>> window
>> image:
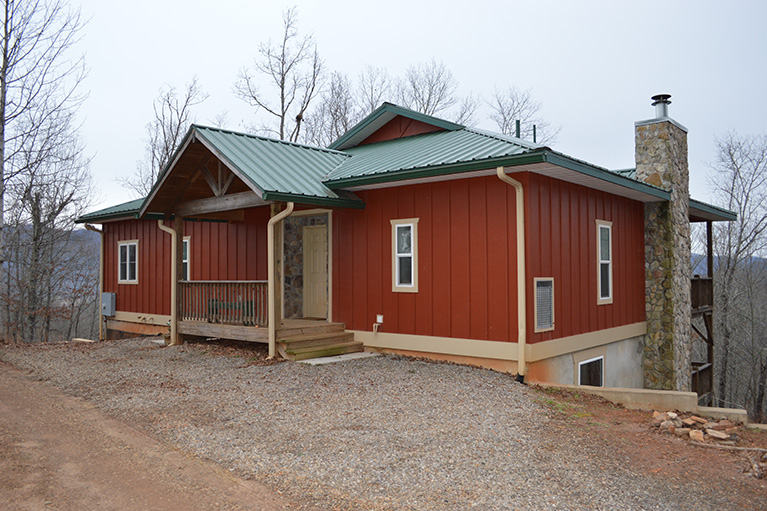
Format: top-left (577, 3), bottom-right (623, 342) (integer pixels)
top-left (391, 218), bottom-right (419, 292)
top-left (118, 240), bottom-right (138, 284)
top-left (597, 220), bottom-right (612, 304)
top-left (534, 278), bottom-right (554, 332)
top-left (182, 237), bottom-right (190, 281)
top-left (578, 356), bottom-right (604, 387)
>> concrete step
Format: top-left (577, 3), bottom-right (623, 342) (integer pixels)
top-left (284, 341), bottom-right (365, 361)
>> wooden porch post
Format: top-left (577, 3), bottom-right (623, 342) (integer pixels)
top-left (706, 220), bottom-right (713, 278)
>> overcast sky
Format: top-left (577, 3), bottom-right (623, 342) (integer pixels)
top-left (76, 0), bottom-right (767, 210)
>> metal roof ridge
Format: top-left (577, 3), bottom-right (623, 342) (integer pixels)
top-left (192, 124), bottom-right (351, 157)
top-left (463, 127), bottom-right (544, 150)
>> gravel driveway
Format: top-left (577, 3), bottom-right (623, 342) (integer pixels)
top-left (1, 339), bottom-right (761, 510)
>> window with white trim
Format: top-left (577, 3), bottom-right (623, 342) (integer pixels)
top-left (182, 237), bottom-right (190, 281)
top-left (118, 240), bottom-right (138, 284)
top-left (597, 220), bottom-right (613, 304)
top-left (391, 218), bottom-right (419, 293)
top-left (578, 356), bottom-right (604, 387)
top-left (534, 278), bottom-right (554, 332)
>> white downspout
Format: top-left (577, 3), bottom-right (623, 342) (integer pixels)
top-left (84, 224), bottom-right (104, 341)
top-left (496, 167), bottom-right (527, 380)
top-left (268, 202), bottom-right (294, 358)
top-left (157, 219), bottom-right (179, 345)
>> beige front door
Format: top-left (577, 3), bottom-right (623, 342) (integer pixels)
top-left (303, 225), bottom-right (328, 319)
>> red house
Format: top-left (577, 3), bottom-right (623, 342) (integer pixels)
top-left (77, 97), bottom-right (733, 395)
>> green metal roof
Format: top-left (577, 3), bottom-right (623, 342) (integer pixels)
top-left (193, 126), bottom-right (353, 202)
top-left (324, 128), bottom-right (540, 186)
top-left (78, 103), bottom-right (735, 224)
top-left (76, 198), bottom-right (145, 223)
top-left (328, 102), bottom-right (465, 151)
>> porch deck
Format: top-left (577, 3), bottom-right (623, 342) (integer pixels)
top-left (177, 318), bottom-right (342, 343)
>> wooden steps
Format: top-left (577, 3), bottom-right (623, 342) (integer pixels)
top-left (276, 322), bottom-right (364, 361)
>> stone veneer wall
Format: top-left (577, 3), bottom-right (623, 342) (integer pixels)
top-left (635, 120), bottom-right (692, 392)
top-left (283, 215), bottom-right (328, 319)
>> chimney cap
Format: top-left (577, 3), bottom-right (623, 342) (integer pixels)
top-left (651, 94), bottom-right (672, 105)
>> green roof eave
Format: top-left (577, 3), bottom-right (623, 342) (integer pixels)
top-left (328, 103), bottom-right (464, 151)
top-left (542, 152), bottom-right (670, 201)
top-left (75, 197), bottom-right (146, 224)
top-left (689, 198), bottom-right (737, 221)
top-left (76, 211), bottom-right (137, 223)
top-left (261, 191), bottom-right (365, 209)
top-left (324, 151), bottom-right (548, 189)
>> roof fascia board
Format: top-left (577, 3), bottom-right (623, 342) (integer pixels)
top-left (328, 103), bottom-right (463, 150)
top-left (324, 152), bottom-right (548, 189)
top-left (542, 152), bottom-right (670, 201)
top-left (689, 198), bottom-right (737, 221)
top-left (262, 191), bottom-right (365, 209)
top-left (75, 212), bottom-right (136, 224)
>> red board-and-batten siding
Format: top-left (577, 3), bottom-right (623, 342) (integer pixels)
top-left (104, 172), bottom-right (644, 346)
top-left (332, 172), bottom-right (645, 345)
top-left (103, 207), bottom-right (271, 315)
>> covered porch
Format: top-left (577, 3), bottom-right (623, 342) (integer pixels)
top-left (137, 125), bottom-right (364, 359)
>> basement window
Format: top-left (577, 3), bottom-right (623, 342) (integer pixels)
top-left (534, 278), bottom-right (554, 332)
top-left (118, 240), bottom-right (138, 284)
top-left (391, 218), bottom-right (419, 293)
top-left (578, 356), bottom-right (604, 387)
top-left (597, 220), bottom-right (613, 304)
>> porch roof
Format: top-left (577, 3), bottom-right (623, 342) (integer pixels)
top-left (191, 126), bottom-right (361, 207)
top-left (138, 125), bottom-right (364, 218)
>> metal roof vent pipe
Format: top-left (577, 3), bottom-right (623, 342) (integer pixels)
top-left (652, 94), bottom-right (671, 118)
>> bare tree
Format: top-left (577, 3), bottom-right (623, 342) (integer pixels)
top-left (0, 0), bottom-right (87, 341)
top-left (454, 93), bottom-right (480, 127)
top-left (5, 101), bottom-right (92, 342)
top-left (357, 65), bottom-right (392, 115)
top-left (487, 86), bottom-right (560, 144)
top-left (302, 71), bottom-right (362, 147)
top-left (119, 78), bottom-right (206, 198)
top-left (709, 132), bottom-right (767, 416)
top-left (234, 7), bottom-right (323, 142)
top-left (396, 59), bottom-right (458, 116)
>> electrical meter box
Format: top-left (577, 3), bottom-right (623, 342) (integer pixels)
top-left (101, 292), bottom-right (116, 317)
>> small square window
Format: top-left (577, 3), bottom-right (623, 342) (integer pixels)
top-left (534, 278), bottom-right (554, 332)
top-left (578, 356), bottom-right (604, 387)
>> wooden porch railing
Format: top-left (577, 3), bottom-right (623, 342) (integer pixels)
top-left (180, 280), bottom-right (268, 326)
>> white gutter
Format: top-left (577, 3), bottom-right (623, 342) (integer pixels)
top-left (496, 167), bottom-right (527, 379)
top-left (157, 220), bottom-right (180, 345)
top-left (84, 224), bottom-right (104, 340)
top-left (267, 202), bottom-right (294, 358)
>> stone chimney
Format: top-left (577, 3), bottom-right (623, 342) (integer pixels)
top-left (635, 94), bottom-right (692, 392)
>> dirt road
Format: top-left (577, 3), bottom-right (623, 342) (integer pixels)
top-left (0, 362), bottom-right (302, 511)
